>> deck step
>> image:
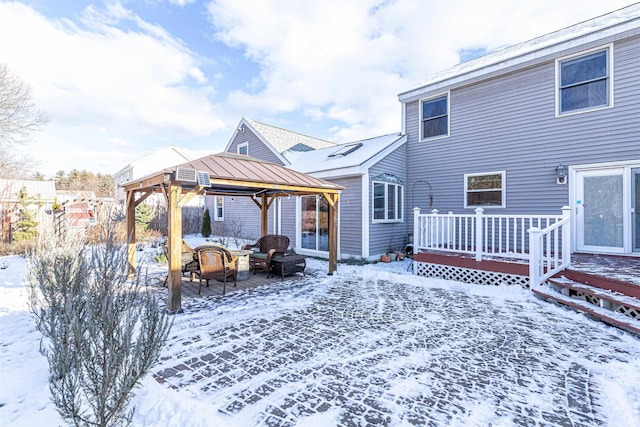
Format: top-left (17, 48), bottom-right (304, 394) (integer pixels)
top-left (533, 278), bottom-right (640, 334)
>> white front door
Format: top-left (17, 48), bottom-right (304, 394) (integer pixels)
top-left (576, 168), bottom-right (625, 253)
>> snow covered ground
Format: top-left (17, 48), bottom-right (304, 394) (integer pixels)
top-left (1, 239), bottom-right (639, 426)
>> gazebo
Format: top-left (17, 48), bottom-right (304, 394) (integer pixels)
top-left (121, 152), bottom-right (343, 313)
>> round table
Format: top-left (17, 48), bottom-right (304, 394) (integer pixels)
top-left (231, 249), bottom-right (252, 281)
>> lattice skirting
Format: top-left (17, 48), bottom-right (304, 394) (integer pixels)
top-left (415, 262), bottom-right (529, 288)
top-left (566, 290), bottom-right (640, 320)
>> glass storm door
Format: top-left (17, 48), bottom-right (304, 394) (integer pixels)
top-left (300, 195), bottom-right (329, 252)
top-left (633, 168), bottom-right (640, 252)
top-left (576, 169), bottom-right (624, 253)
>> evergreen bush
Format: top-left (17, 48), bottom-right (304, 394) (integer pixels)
top-left (201, 208), bottom-right (211, 238)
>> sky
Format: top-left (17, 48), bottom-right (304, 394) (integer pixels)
top-left (2, 239), bottom-right (640, 426)
top-left (0, 0), bottom-right (637, 177)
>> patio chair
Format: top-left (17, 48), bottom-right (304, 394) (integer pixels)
top-left (196, 246), bottom-right (237, 295)
top-left (242, 234), bottom-right (290, 274)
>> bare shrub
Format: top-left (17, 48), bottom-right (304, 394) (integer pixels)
top-left (211, 221), bottom-right (228, 246)
top-left (28, 220), bottom-right (171, 427)
top-left (0, 238), bottom-right (36, 256)
top-left (227, 215), bottom-right (247, 249)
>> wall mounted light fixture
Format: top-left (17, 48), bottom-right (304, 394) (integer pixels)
top-left (555, 163), bottom-right (568, 184)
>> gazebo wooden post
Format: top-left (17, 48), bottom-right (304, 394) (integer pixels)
top-left (167, 181), bottom-right (183, 314)
top-left (324, 193), bottom-right (339, 275)
top-left (125, 190), bottom-right (136, 276)
top-left (260, 193), bottom-right (269, 236)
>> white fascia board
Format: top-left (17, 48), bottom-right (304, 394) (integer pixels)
top-left (223, 118), bottom-right (247, 152)
top-left (398, 21), bottom-right (640, 103)
top-left (244, 120), bottom-right (291, 166)
top-left (302, 166), bottom-right (367, 180)
top-left (361, 135), bottom-right (407, 169)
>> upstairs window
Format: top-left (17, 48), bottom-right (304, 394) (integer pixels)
top-left (464, 171), bottom-right (505, 208)
top-left (420, 93), bottom-right (449, 140)
top-left (558, 47), bottom-right (611, 115)
top-left (237, 142), bottom-right (248, 155)
top-left (372, 174), bottom-right (404, 223)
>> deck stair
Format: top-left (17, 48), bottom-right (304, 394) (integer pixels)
top-left (532, 270), bottom-right (640, 334)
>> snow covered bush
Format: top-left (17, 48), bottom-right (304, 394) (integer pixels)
top-left (27, 222), bottom-right (171, 427)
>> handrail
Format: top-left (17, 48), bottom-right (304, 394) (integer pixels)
top-left (529, 206), bottom-right (571, 288)
top-left (413, 206), bottom-right (572, 289)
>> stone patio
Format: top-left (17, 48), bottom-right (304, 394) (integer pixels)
top-left (151, 263), bottom-right (639, 426)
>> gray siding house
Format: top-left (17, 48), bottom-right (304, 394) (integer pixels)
top-left (208, 118), bottom-right (407, 261)
top-left (399, 5), bottom-right (640, 256)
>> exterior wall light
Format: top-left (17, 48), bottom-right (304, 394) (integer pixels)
top-left (555, 163), bottom-right (568, 184)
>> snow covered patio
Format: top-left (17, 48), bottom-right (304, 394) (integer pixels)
top-left (146, 259), bottom-right (640, 426)
top-left (2, 255), bottom-right (640, 426)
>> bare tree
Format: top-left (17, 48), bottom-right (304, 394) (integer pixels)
top-left (0, 63), bottom-right (48, 178)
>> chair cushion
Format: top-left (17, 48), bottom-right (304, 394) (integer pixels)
top-left (250, 252), bottom-right (268, 260)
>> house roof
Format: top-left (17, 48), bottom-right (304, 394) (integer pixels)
top-left (112, 146), bottom-right (192, 179)
top-left (122, 152), bottom-right (343, 198)
top-left (398, 3), bottom-right (640, 102)
top-left (0, 179), bottom-right (57, 203)
top-left (285, 133), bottom-right (407, 177)
top-left (245, 118), bottom-right (337, 153)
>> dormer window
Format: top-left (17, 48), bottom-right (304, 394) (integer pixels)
top-left (237, 142), bottom-right (248, 155)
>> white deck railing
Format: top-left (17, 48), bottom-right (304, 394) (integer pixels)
top-left (413, 206), bottom-right (571, 287)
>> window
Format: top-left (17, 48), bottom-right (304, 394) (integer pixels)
top-left (464, 171), bottom-right (505, 208)
top-left (237, 142), bottom-right (248, 155)
top-left (213, 196), bottom-right (224, 221)
top-left (420, 93), bottom-right (449, 140)
top-left (557, 47), bottom-right (611, 115)
top-left (372, 181), bottom-right (404, 222)
top-left (328, 143), bottom-right (363, 157)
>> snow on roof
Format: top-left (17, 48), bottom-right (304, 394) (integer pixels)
top-left (112, 146), bottom-right (192, 179)
top-left (399, 3), bottom-right (640, 102)
top-left (246, 118), bottom-right (337, 153)
top-left (285, 133), bottom-right (406, 175)
top-left (0, 179), bottom-right (57, 203)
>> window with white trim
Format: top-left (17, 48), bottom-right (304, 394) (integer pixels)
top-left (420, 93), bottom-right (449, 140)
top-left (464, 171), bottom-right (505, 208)
top-left (213, 196), bottom-right (224, 221)
top-left (372, 176), bottom-right (404, 222)
top-left (557, 47), bottom-right (611, 115)
top-left (237, 142), bottom-right (248, 155)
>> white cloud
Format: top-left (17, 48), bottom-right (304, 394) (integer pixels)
top-left (0, 0), bottom-right (636, 175)
top-left (0, 1), bottom-right (225, 174)
top-left (206, 0), bottom-right (636, 141)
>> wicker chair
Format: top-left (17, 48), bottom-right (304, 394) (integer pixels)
top-left (242, 234), bottom-right (290, 274)
top-left (196, 246), bottom-right (237, 295)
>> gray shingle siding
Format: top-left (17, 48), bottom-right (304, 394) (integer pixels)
top-left (227, 129), bottom-right (283, 165)
top-left (332, 176), bottom-right (362, 258)
top-left (405, 36), bottom-right (640, 235)
top-left (368, 144), bottom-right (409, 256)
